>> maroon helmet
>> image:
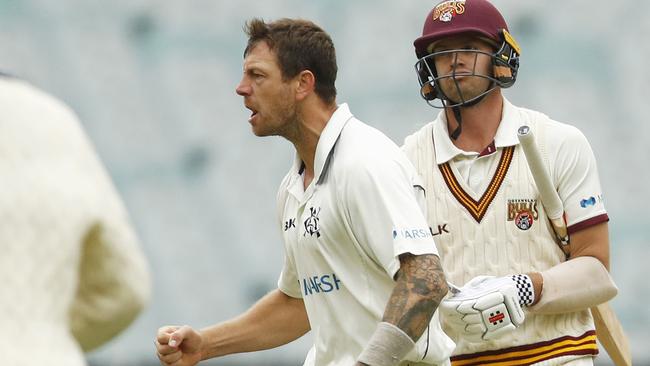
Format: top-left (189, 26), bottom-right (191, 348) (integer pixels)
top-left (413, 0), bottom-right (521, 110)
top-left (414, 0), bottom-right (509, 58)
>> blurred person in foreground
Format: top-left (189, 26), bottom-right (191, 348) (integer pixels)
top-left (0, 72), bottom-right (151, 365)
top-left (402, 0), bottom-right (617, 365)
top-left (155, 18), bottom-right (455, 366)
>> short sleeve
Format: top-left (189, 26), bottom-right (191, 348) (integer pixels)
top-left (550, 125), bottom-right (608, 233)
top-left (343, 156), bottom-right (439, 279)
top-left (278, 251), bottom-right (303, 298)
top-left (276, 173), bottom-right (303, 298)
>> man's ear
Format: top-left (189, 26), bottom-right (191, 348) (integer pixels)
top-left (295, 70), bottom-right (315, 101)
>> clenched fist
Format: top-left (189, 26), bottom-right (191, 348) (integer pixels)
top-left (155, 325), bottom-right (203, 366)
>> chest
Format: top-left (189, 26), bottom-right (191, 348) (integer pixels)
top-left (280, 183), bottom-right (355, 269)
top-left (422, 147), bottom-right (565, 278)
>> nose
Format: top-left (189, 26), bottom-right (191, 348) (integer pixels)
top-left (236, 78), bottom-right (251, 96)
top-left (437, 52), bottom-right (471, 75)
top-left (450, 52), bottom-right (468, 68)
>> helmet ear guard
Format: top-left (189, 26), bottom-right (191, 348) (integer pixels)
top-left (416, 57), bottom-right (440, 101)
top-left (492, 29), bottom-right (521, 88)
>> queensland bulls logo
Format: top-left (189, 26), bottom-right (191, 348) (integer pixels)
top-left (432, 0), bottom-right (466, 22)
top-left (507, 199), bottom-right (539, 231)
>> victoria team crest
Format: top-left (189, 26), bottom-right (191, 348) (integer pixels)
top-left (304, 206), bottom-right (321, 238)
top-left (507, 199), bottom-right (539, 231)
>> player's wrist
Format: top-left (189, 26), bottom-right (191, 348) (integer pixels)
top-left (357, 322), bottom-right (415, 366)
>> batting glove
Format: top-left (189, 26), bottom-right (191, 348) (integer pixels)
top-left (440, 275), bottom-right (534, 342)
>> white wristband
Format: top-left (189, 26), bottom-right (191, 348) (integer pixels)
top-left (511, 274), bottom-right (535, 306)
top-left (357, 322), bottom-right (415, 366)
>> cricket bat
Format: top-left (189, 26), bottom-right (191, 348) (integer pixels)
top-left (517, 125), bottom-right (631, 366)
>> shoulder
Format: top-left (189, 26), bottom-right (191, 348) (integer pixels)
top-left (514, 104), bottom-right (591, 150)
top-left (402, 121), bottom-right (434, 159)
top-left (1, 77), bottom-right (78, 120)
top-left (403, 122), bottom-right (434, 146)
top-left (337, 118), bottom-right (411, 169)
top-left (0, 77), bottom-right (84, 144)
top-left (333, 119), bottom-right (417, 190)
top-left (537, 114), bottom-right (592, 155)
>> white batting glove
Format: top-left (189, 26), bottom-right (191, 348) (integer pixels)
top-left (440, 275), bottom-right (533, 342)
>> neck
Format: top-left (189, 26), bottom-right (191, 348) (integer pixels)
top-left (446, 90), bottom-right (503, 153)
top-left (287, 98), bottom-right (337, 185)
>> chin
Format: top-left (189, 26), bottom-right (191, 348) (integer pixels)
top-left (251, 127), bottom-right (268, 137)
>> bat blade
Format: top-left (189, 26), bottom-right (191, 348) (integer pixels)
top-left (591, 303), bottom-right (632, 366)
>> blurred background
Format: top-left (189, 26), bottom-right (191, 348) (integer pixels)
top-left (1, 0), bottom-right (648, 365)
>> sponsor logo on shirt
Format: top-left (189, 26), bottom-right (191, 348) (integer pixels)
top-left (431, 224), bottom-right (450, 237)
top-left (284, 218), bottom-right (296, 231)
top-left (580, 194), bottom-right (602, 208)
top-left (392, 227), bottom-right (433, 240)
top-left (507, 199), bottom-right (538, 231)
top-left (304, 206), bottom-right (321, 238)
top-left (301, 273), bottom-right (341, 296)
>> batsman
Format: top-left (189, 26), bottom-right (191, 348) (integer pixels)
top-left (402, 0), bottom-right (624, 365)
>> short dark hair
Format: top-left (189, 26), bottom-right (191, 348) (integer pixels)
top-left (243, 18), bottom-right (337, 104)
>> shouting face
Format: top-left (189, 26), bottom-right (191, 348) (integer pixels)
top-left (236, 41), bottom-right (298, 137)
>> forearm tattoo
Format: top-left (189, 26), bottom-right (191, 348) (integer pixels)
top-left (382, 254), bottom-right (448, 341)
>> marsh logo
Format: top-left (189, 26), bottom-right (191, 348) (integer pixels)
top-left (507, 199), bottom-right (538, 231)
top-left (301, 273), bottom-right (341, 296)
top-left (392, 227), bottom-right (433, 240)
top-left (304, 206), bottom-right (321, 238)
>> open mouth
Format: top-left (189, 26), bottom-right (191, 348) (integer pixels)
top-left (245, 105), bottom-right (259, 122)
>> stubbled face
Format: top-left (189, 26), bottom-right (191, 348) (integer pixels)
top-left (235, 41), bottom-right (298, 137)
top-left (430, 35), bottom-right (495, 103)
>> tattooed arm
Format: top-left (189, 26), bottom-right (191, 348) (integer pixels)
top-left (356, 253), bottom-right (448, 366)
top-left (383, 253), bottom-right (449, 339)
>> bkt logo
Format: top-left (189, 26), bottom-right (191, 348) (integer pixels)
top-left (284, 218), bottom-right (296, 231)
top-left (302, 273), bottom-right (341, 296)
top-left (392, 227), bottom-right (433, 240)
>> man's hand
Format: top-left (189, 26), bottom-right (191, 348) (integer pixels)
top-left (155, 325), bottom-right (203, 366)
top-left (440, 276), bottom-right (526, 342)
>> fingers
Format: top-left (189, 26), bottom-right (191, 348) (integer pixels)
top-left (157, 325), bottom-right (180, 344)
top-left (157, 347), bottom-right (183, 365)
top-left (155, 339), bottom-right (179, 356)
top-left (155, 324), bottom-right (202, 366)
top-left (157, 325), bottom-right (195, 348)
top-left (168, 325), bottom-right (195, 348)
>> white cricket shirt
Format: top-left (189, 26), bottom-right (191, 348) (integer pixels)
top-left (276, 104), bottom-right (454, 366)
top-left (402, 96), bottom-right (608, 364)
top-left (429, 97), bottom-right (608, 232)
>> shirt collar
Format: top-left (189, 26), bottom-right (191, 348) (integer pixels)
top-left (432, 96), bottom-right (520, 164)
top-left (290, 103), bottom-right (353, 182)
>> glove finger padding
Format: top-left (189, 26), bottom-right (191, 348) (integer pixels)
top-left (440, 276), bottom-right (525, 342)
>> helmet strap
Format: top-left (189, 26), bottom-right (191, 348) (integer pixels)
top-left (447, 105), bottom-right (463, 140)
